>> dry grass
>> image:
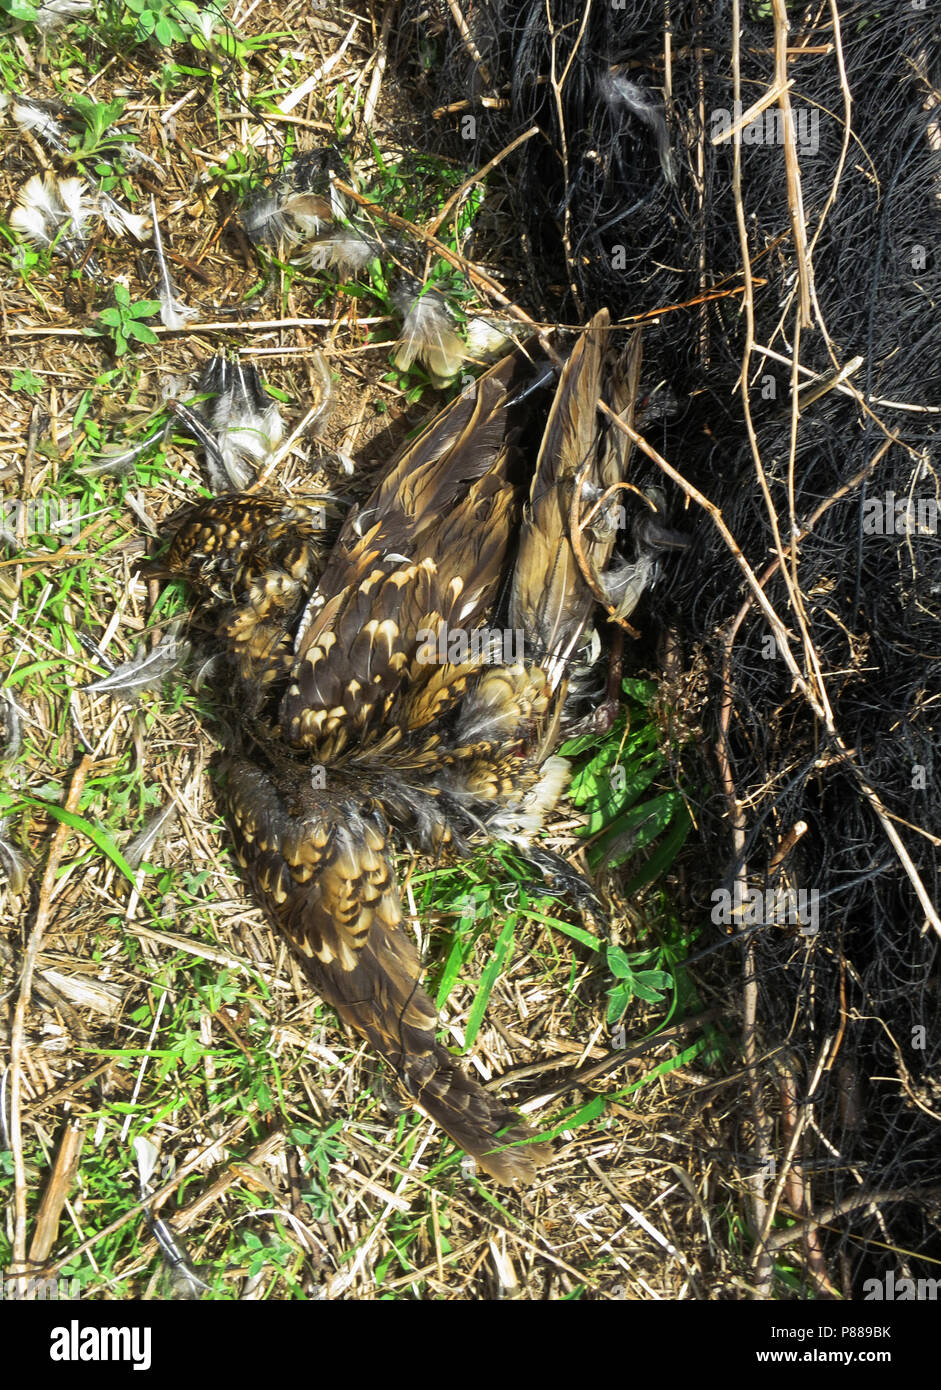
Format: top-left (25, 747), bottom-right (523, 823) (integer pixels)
top-left (0, 0), bottom-right (761, 1300)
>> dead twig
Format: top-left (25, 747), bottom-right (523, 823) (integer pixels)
top-left (10, 754), bottom-right (92, 1296)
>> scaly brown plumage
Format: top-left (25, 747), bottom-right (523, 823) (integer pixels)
top-left (163, 309), bottom-right (639, 1182)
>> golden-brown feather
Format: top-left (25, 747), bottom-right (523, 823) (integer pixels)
top-left (160, 317), bottom-right (642, 1184)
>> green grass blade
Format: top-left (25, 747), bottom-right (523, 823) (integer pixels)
top-left (463, 910), bottom-right (516, 1051)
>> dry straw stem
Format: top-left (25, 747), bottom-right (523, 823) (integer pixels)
top-left (38, 1108), bottom-right (261, 1280)
top-left (768, 1054), bottom-right (837, 1297)
top-left (762, 1185), bottom-right (941, 1256)
top-left (27, 1118), bottom-right (85, 1266)
top-left (543, 0), bottom-right (594, 317)
top-left (445, 0), bottom-right (493, 90)
top-left (9, 753), bottom-right (91, 1296)
top-left (3, 316), bottom-right (356, 339)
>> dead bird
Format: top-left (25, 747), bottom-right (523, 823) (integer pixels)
top-left (161, 312), bottom-right (684, 1182)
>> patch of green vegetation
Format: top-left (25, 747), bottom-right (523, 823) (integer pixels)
top-left (561, 676), bottom-right (692, 885)
top-left (605, 942), bottom-right (673, 1021)
top-left (10, 367), bottom-right (46, 396)
top-left (400, 673), bottom-right (707, 1171)
top-left (0, 0), bottom-right (47, 21)
top-left (67, 94), bottom-right (135, 167)
top-left (291, 1120), bottom-right (346, 1224)
top-left (83, 282), bottom-right (162, 356)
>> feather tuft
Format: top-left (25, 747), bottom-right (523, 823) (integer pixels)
top-left (240, 183), bottom-right (335, 248)
top-left (1, 689), bottom-right (24, 762)
top-left (99, 190), bottom-right (151, 242)
top-left (33, 0), bottom-right (93, 30)
top-left (11, 98), bottom-right (66, 151)
top-left (597, 66), bottom-right (676, 186)
top-left (124, 801), bottom-right (179, 869)
top-left (196, 357), bottom-right (285, 490)
top-left (296, 226), bottom-right (377, 276)
top-left (10, 170), bottom-right (91, 257)
top-left (149, 195), bottom-right (193, 329)
top-left (393, 281), bottom-right (465, 383)
top-left (83, 629), bottom-right (188, 700)
top-left (81, 421), bottom-right (169, 477)
top-left (55, 175), bottom-right (91, 234)
top-left (600, 488), bottom-right (689, 620)
top-left (0, 818), bottom-right (29, 895)
top-left (240, 188), bottom-right (300, 248)
top-left (465, 315), bottom-right (521, 361)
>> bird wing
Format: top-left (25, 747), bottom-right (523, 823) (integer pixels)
top-left (280, 352), bottom-right (525, 752)
top-left (509, 308), bottom-right (610, 686)
top-left (221, 753), bottom-right (552, 1183)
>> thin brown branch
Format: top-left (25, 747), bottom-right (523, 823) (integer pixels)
top-left (28, 1120), bottom-right (85, 1267)
top-left (772, 0), bottom-right (813, 326)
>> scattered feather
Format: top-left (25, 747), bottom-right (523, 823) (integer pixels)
top-left (83, 629), bottom-right (188, 700)
top-left (150, 195), bottom-right (193, 329)
top-left (122, 145), bottom-right (163, 173)
top-left (239, 188), bottom-right (300, 248)
top-left (168, 399), bottom-right (232, 494)
top-left (152, 1217), bottom-right (210, 1299)
top-left (600, 490), bottom-right (689, 620)
top-left (11, 98), bottom-right (66, 151)
top-left (194, 653), bottom-right (222, 690)
top-left (296, 225), bottom-right (377, 275)
top-left (123, 801), bottom-right (178, 870)
top-left (0, 500), bottom-right (19, 548)
top-left (0, 819), bottom-right (28, 896)
top-left (465, 315), bottom-right (519, 360)
top-left (56, 175), bottom-right (92, 234)
top-left (600, 550), bottom-right (659, 622)
top-left (75, 631), bottom-right (114, 669)
top-left (134, 1135), bottom-right (209, 1298)
top-left (81, 421), bottom-right (169, 476)
top-left (10, 170), bottom-right (91, 258)
top-left (98, 190), bottom-right (151, 242)
top-left (10, 173), bottom-right (60, 250)
top-left (598, 67), bottom-right (676, 186)
top-left (241, 180), bottom-right (337, 249)
top-left (308, 347), bottom-right (333, 437)
top-left (34, 0), bottom-right (93, 30)
top-left (393, 281), bottom-right (465, 383)
top-left (197, 357), bottom-right (285, 490)
top-left (282, 189), bottom-right (334, 238)
top-left (134, 1135), bottom-right (161, 1194)
top-left (488, 1238), bottom-right (520, 1299)
top-left (8, 197), bottom-right (52, 250)
top-left (1, 689), bottom-right (24, 761)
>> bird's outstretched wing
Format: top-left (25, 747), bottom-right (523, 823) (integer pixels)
top-left (510, 308), bottom-right (637, 691)
top-left (280, 352), bottom-right (526, 753)
top-left (221, 754), bottom-right (552, 1184)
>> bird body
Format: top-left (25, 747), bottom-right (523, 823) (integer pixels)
top-left (163, 309), bottom-right (647, 1181)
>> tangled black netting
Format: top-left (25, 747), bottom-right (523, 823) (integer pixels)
top-left (394, 1), bottom-right (941, 1293)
